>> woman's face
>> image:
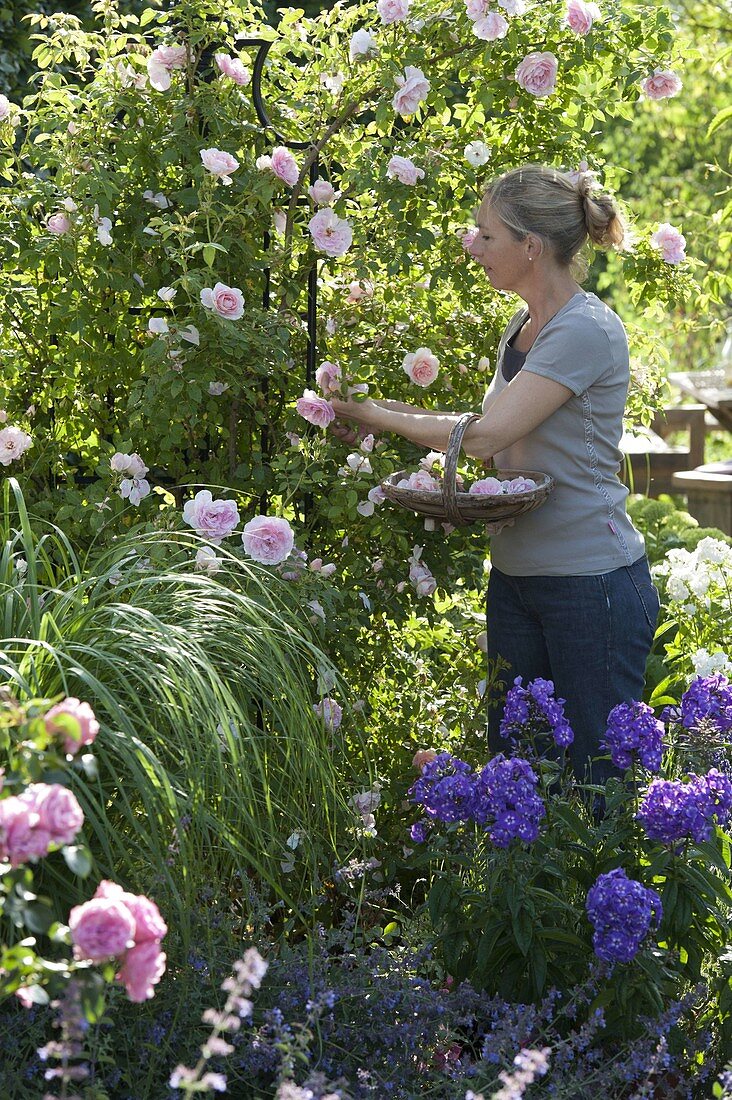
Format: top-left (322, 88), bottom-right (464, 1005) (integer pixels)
top-left (469, 204), bottom-right (530, 292)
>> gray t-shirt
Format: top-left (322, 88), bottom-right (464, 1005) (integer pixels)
top-left (484, 290), bottom-right (645, 576)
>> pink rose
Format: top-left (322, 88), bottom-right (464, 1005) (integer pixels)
top-left (409, 562), bottom-right (437, 597)
top-left (313, 698), bottom-right (342, 731)
top-left (503, 476), bottom-right (536, 492)
top-left (650, 223), bottom-right (686, 264)
top-left (387, 155), bottom-right (425, 185)
top-left (94, 882), bottom-right (168, 944)
top-left (147, 44), bottom-right (187, 92)
top-left (118, 941), bottom-right (167, 1002)
top-left (0, 426), bottom-right (32, 466)
top-left (309, 179), bottom-right (336, 205)
top-left (44, 697), bottom-right (99, 755)
top-left (403, 347), bottom-right (440, 387)
top-left (315, 361), bottom-right (342, 394)
top-left (473, 12), bottom-right (509, 39)
top-left (368, 484), bottom-right (387, 506)
top-left (0, 798), bottom-right (52, 866)
top-left (640, 69), bottom-right (682, 100)
top-left (200, 148), bottom-right (239, 185)
top-left (377, 0), bottom-right (410, 23)
top-left (346, 280), bottom-right (373, 303)
top-left (469, 477), bottom-right (505, 495)
top-left (296, 389), bottom-right (335, 427)
top-left (397, 470), bottom-right (440, 490)
top-left (392, 66), bottom-right (430, 117)
top-left (498, 0), bottom-right (526, 12)
top-left (241, 515), bottom-right (295, 565)
top-left (46, 213), bottom-right (71, 235)
top-left (465, 0), bottom-right (489, 18)
top-left (111, 452), bottom-right (148, 478)
top-left (413, 748), bottom-right (438, 770)
top-left (69, 897), bottom-right (136, 962)
top-left (460, 227), bottom-right (480, 256)
top-left (271, 147), bottom-right (300, 187)
top-left (564, 0), bottom-right (599, 35)
top-left (214, 52), bottom-right (250, 85)
top-left (308, 209), bottom-right (353, 257)
top-left (28, 783), bottom-right (84, 846)
top-left (183, 490), bottom-right (240, 542)
top-left (515, 51), bottom-right (558, 97)
top-left (200, 282), bottom-right (245, 320)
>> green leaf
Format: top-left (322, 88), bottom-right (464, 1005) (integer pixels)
top-left (707, 105), bottom-right (732, 139)
top-left (80, 974), bottom-right (106, 1024)
top-left (512, 907), bottom-right (534, 956)
top-left (62, 844), bottom-right (93, 879)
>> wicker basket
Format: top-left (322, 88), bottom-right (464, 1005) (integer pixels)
top-left (380, 412), bottom-right (555, 527)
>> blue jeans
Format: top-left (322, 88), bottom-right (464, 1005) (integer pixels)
top-left (485, 556), bottom-right (660, 786)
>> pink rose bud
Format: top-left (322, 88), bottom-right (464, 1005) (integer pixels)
top-left (514, 51), bottom-right (559, 98)
top-left (460, 226), bottom-right (479, 253)
top-left (308, 179), bottom-right (336, 205)
top-left (315, 360), bottom-right (342, 394)
top-left (241, 515), bottom-right (295, 565)
top-left (44, 697), bottom-right (100, 755)
top-left (270, 146), bottom-right (300, 187)
top-left (309, 557), bottom-right (324, 572)
top-left (295, 389), bottom-right (335, 427)
top-left (46, 213), bottom-right (71, 235)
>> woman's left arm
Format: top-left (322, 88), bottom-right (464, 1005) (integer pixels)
top-left (331, 371), bottom-right (573, 461)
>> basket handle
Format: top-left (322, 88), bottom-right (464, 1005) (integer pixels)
top-left (443, 412), bottom-right (482, 527)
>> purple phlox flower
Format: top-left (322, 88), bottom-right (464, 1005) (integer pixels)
top-left (636, 769), bottom-right (732, 844)
top-left (471, 754), bottom-right (545, 848)
top-left (586, 868), bottom-right (661, 964)
top-left (410, 819), bottom-right (431, 843)
top-left (602, 700), bottom-right (664, 772)
top-left (679, 674), bottom-right (732, 734)
top-left (500, 676), bottom-right (574, 748)
top-left (409, 752), bottom-right (475, 824)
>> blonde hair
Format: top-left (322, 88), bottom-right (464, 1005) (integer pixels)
top-left (482, 165), bottom-right (626, 269)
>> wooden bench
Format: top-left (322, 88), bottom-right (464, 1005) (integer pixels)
top-left (621, 404), bottom-right (708, 497)
top-left (671, 464), bottom-right (732, 536)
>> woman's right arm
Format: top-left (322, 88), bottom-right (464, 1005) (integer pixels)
top-left (373, 398), bottom-right (463, 420)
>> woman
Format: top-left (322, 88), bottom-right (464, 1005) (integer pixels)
top-left (331, 165), bottom-right (659, 785)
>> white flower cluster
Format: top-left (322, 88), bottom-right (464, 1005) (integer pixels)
top-left (654, 536), bottom-right (732, 609)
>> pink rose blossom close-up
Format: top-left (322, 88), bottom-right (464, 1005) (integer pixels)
top-left (111, 452), bottom-right (148, 478)
top-left (472, 12), bottom-right (509, 40)
top-left (387, 155), bottom-right (425, 186)
top-left (315, 360), bottom-right (342, 394)
top-left (296, 389), bottom-right (336, 427)
top-left (308, 179), bottom-right (336, 205)
top-left (378, 0), bottom-right (410, 22)
top-left (349, 28), bottom-right (377, 60)
top-left (503, 476), bottom-right (537, 492)
top-left (640, 69), bottom-right (683, 100)
top-left (119, 477), bottom-right (151, 506)
top-left (409, 561), bottom-right (437, 598)
top-left (464, 0), bottom-right (489, 18)
top-left (214, 52), bottom-right (250, 85)
top-left (650, 222), bottom-right (686, 264)
top-left (498, 0), bottom-right (526, 13)
top-left (469, 477), bottom-right (505, 495)
top-left (94, 881), bottom-right (168, 944)
top-left (44, 697), bottom-right (100, 755)
top-left (0, 426), bottom-right (32, 466)
top-left (183, 489), bottom-right (240, 542)
top-left (308, 209), bottom-right (353, 257)
top-left (28, 783), bottom-right (84, 847)
top-left (392, 66), bottom-right (430, 117)
top-left (69, 897), bottom-right (136, 962)
top-left (200, 282), bottom-right (245, 320)
top-left (241, 515), bottom-right (295, 565)
top-left (46, 213), bottom-right (71, 235)
top-left (147, 44), bottom-right (187, 92)
top-left (403, 347), bottom-right (440, 387)
top-left (118, 941), bottom-right (167, 1002)
top-left (515, 51), bottom-right (559, 98)
top-left (460, 226), bottom-right (479, 252)
top-left (271, 146), bottom-right (300, 187)
top-left (565, 0), bottom-right (599, 35)
top-left (313, 697), bottom-right (342, 731)
top-left (200, 148), bottom-right (239, 185)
